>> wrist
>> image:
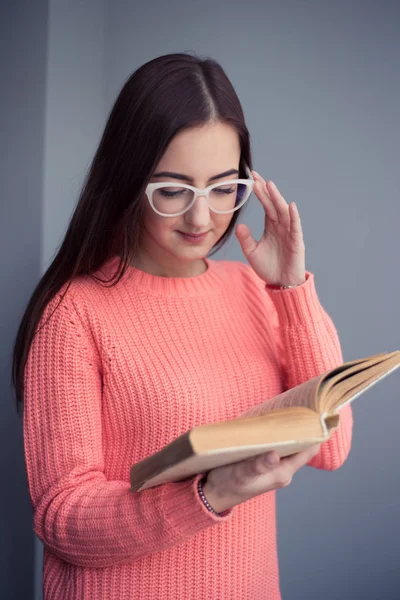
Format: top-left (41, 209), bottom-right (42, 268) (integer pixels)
top-left (199, 477), bottom-right (231, 515)
top-left (266, 277), bottom-right (306, 290)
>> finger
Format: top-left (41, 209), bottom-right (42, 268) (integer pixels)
top-left (250, 452), bottom-right (279, 475)
top-left (266, 180), bottom-right (291, 228)
top-left (239, 451), bottom-right (280, 482)
top-left (253, 172), bottom-right (290, 227)
top-left (251, 172), bottom-right (279, 222)
top-left (280, 444), bottom-right (320, 473)
top-left (289, 202), bottom-right (304, 242)
top-left (235, 223), bottom-right (257, 258)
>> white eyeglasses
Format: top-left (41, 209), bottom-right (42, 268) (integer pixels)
top-left (145, 161), bottom-right (255, 217)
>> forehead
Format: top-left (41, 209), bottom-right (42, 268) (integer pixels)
top-left (155, 123), bottom-right (241, 176)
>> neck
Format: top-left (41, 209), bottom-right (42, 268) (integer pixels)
top-left (129, 252), bottom-right (208, 278)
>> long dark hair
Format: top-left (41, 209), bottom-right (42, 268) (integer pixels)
top-left (11, 51), bottom-right (253, 415)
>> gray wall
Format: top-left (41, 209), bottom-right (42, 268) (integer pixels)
top-left (2, 1), bottom-right (399, 599)
top-left (1, 2), bottom-right (48, 599)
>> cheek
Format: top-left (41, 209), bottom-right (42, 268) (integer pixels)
top-left (143, 209), bottom-right (179, 239)
top-left (214, 214), bottom-right (234, 232)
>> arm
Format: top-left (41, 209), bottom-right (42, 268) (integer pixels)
top-left (244, 265), bottom-right (353, 471)
top-left (264, 270), bottom-right (353, 470)
top-left (23, 290), bottom-right (234, 569)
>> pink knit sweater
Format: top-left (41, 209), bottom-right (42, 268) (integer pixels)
top-left (23, 256), bottom-right (353, 599)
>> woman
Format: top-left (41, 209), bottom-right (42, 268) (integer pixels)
top-left (12, 52), bottom-right (353, 599)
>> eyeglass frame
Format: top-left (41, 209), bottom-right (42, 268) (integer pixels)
top-left (145, 161), bottom-right (255, 217)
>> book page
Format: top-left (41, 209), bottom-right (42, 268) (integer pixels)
top-left (236, 374), bottom-right (323, 420)
top-left (330, 360), bottom-right (400, 412)
top-left (319, 351), bottom-right (400, 412)
top-left (239, 352), bottom-right (400, 419)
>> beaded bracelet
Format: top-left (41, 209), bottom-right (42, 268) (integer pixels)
top-left (197, 476), bottom-right (227, 517)
top-left (266, 282), bottom-right (303, 290)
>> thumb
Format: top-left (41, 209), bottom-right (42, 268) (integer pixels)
top-left (235, 224), bottom-right (257, 259)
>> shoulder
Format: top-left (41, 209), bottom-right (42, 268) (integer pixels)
top-left (36, 270), bottom-right (107, 353)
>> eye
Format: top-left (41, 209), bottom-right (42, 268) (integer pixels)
top-left (159, 188), bottom-right (190, 198)
top-left (215, 186), bottom-right (235, 194)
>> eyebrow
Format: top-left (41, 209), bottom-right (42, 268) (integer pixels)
top-left (151, 168), bottom-right (239, 183)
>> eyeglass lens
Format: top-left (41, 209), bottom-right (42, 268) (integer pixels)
top-left (152, 182), bottom-right (251, 215)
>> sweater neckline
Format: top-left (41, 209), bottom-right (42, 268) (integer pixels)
top-left (100, 255), bottom-right (226, 297)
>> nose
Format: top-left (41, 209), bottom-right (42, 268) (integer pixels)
top-left (184, 193), bottom-right (211, 226)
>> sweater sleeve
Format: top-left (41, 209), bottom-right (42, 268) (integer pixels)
top-left (22, 290), bottom-right (235, 569)
top-left (244, 266), bottom-right (353, 471)
top-left (264, 270), bottom-right (353, 471)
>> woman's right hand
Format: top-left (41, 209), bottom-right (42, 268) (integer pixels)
top-left (202, 443), bottom-right (321, 513)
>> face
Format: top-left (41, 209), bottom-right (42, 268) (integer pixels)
top-left (136, 121), bottom-right (241, 277)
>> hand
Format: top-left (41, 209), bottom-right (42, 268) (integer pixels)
top-left (202, 443), bottom-right (321, 513)
top-left (235, 171), bottom-right (306, 287)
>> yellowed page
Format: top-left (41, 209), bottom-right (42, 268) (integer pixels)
top-left (236, 374), bottom-right (323, 419)
top-left (329, 360), bottom-right (400, 412)
top-left (234, 355), bottom-right (382, 420)
top-left (237, 351), bottom-right (400, 419)
top-left (319, 351), bottom-right (400, 413)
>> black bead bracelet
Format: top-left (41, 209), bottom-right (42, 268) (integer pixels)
top-left (197, 476), bottom-right (226, 517)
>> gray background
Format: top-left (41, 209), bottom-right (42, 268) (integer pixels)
top-left (1, 1), bottom-right (399, 598)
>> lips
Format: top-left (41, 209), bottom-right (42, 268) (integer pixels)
top-left (178, 231), bottom-right (208, 238)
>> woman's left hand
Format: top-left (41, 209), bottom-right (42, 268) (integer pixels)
top-left (235, 170), bottom-right (306, 287)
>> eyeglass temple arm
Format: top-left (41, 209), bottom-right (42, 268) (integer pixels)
top-left (243, 162), bottom-right (254, 180)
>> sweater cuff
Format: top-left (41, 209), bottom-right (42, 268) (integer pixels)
top-left (162, 473), bottom-right (235, 536)
top-left (265, 271), bottom-right (323, 327)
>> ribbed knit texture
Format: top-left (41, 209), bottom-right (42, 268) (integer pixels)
top-left (23, 255), bottom-right (353, 600)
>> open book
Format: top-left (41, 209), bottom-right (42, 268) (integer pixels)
top-left (130, 350), bottom-right (400, 492)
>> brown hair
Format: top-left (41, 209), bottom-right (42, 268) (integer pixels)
top-left (11, 51), bottom-right (253, 414)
